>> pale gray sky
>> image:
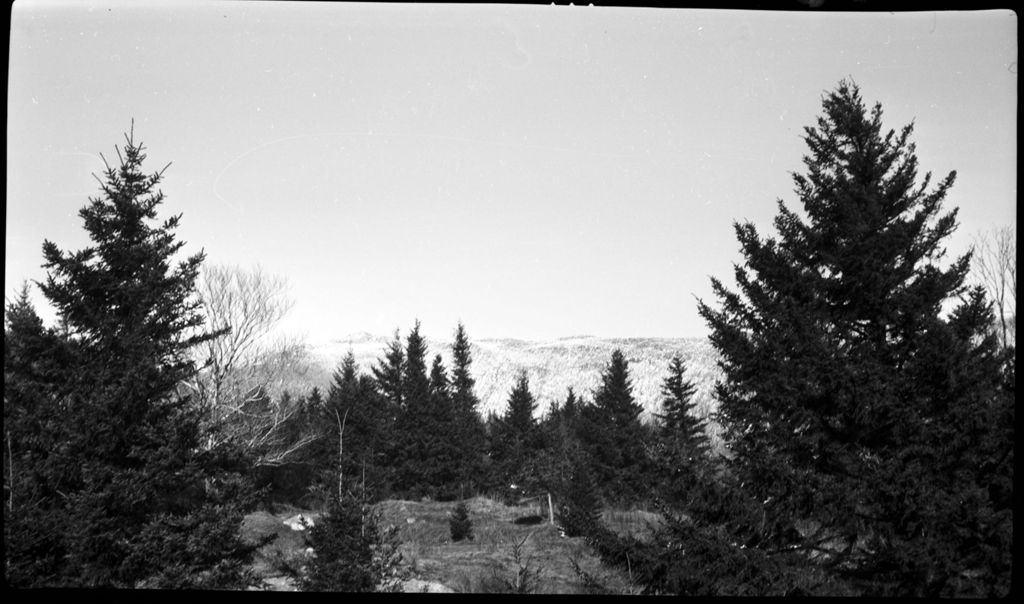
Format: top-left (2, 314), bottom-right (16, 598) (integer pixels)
top-left (6, 2), bottom-right (1017, 342)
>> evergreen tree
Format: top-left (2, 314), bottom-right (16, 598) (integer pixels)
top-left (653, 355), bottom-right (710, 502)
top-left (336, 349), bottom-right (359, 386)
top-left (428, 353), bottom-right (450, 400)
top-left (503, 371), bottom-right (538, 436)
top-left (580, 349), bottom-right (648, 502)
top-left (4, 286), bottom-right (79, 586)
top-left (392, 325), bottom-right (461, 499)
top-left (658, 356), bottom-right (702, 440)
top-left (555, 451), bottom-right (603, 539)
top-left (300, 488), bottom-right (403, 592)
top-left (449, 322), bottom-right (487, 494)
top-left (318, 351), bottom-right (396, 500)
top-left (491, 372), bottom-right (540, 495)
top-left (533, 388), bottom-right (582, 497)
top-left (450, 322), bottom-right (476, 402)
top-left (402, 320), bottom-right (430, 410)
top-left (448, 500), bottom-right (474, 542)
top-left (6, 128), bottom-right (258, 588)
top-left (694, 80), bottom-right (1012, 596)
top-left (561, 387), bottom-right (580, 425)
top-left (371, 329), bottom-right (404, 410)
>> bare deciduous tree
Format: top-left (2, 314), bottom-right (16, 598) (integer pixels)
top-left (186, 264), bottom-right (320, 466)
top-left (971, 226), bottom-right (1016, 349)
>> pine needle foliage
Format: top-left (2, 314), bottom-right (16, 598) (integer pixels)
top-left (491, 372), bottom-right (540, 493)
top-left (392, 323), bottom-right (462, 500)
top-left (449, 500), bottom-right (474, 542)
top-left (300, 487), bottom-right (403, 592)
top-left (450, 322), bottom-right (488, 494)
top-left (4, 127), bottom-right (258, 588)
top-left (692, 79), bottom-right (1013, 596)
top-left (579, 350), bottom-right (648, 502)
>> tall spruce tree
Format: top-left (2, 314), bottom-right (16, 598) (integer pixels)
top-left (695, 80), bottom-right (1012, 596)
top-left (660, 357), bottom-right (709, 459)
top-left (658, 356), bottom-right (702, 440)
top-left (491, 372), bottom-right (539, 494)
top-left (372, 329), bottom-right (405, 410)
top-left (449, 322), bottom-right (487, 494)
top-left (392, 324), bottom-right (461, 499)
top-left (6, 128), bottom-right (258, 588)
top-left (401, 320), bottom-right (430, 410)
top-left (652, 355), bottom-right (710, 504)
top-left (428, 353), bottom-right (451, 402)
top-left (580, 349), bottom-right (648, 502)
top-left (319, 351), bottom-right (395, 499)
top-left (4, 286), bottom-right (79, 586)
top-left (555, 450), bottom-right (603, 539)
top-left (535, 388), bottom-right (594, 521)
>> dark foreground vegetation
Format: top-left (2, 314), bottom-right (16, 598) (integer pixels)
top-left (4, 80), bottom-right (1013, 595)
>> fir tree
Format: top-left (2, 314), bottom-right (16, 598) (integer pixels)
top-left (392, 325), bottom-right (461, 499)
top-left (336, 349), bottom-right (359, 387)
top-left (450, 322), bottom-right (487, 494)
top-left (4, 286), bottom-right (78, 586)
top-left (555, 451), bottom-right (603, 539)
top-left (504, 371), bottom-right (538, 436)
top-left (450, 322), bottom-right (476, 402)
top-left (659, 358), bottom-right (708, 460)
top-left (318, 350), bottom-right (396, 499)
top-left (402, 320), bottom-right (430, 410)
top-left (561, 387), bottom-right (580, 425)
top-left (428, 353), bottom-right (450, 400)
top-left (371, 329), bottom-right (404, 410)
top-left (6, 127), bottom-right (258, 588)
top-left (580, 349), bottom-right (648, 502)
top-left (491, 372), bottom-right (540, 494)
top-left (654, 355), bottom-right (710, 501)
top-left (694, 80), bottom-right (1012, 596)
top-left (658, 356), bottom-right (702, 440)
top-left (300, 488), bottom-right (403, 592)
top-left (448, 500), bottom-right (474, 542)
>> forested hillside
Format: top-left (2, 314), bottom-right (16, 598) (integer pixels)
top-left (311, 334), bottom-right (722, 421)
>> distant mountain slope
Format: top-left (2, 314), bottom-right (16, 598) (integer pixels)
top-left (308, 334), bottom-right (724, 445)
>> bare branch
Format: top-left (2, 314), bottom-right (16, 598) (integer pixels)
top-left (971, 226), bottom-right (1016, 349)
top-left (188, 264), bottom-right (319, 466)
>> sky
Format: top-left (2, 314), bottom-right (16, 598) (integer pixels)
top-left (6, 2), bottom-right (1017, 343)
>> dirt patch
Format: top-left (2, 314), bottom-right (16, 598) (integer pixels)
top-left (242, 510), bottom-right (314, 588)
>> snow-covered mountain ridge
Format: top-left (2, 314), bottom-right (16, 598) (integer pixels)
top-left (306, 334), bottom-right (724, 429)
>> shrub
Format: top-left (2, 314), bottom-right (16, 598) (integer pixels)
top-left (300, 491), bottom-right (403, 592)
top-left (449, 500), bottom-right (474, 542)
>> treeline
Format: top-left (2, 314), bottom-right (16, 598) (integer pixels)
top-left (247, 318), bottom-right (702, 511)
top-left (4, 80), bottom-right (1014, 595)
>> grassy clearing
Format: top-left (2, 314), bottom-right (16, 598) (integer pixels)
top-left (374, 496), bottom-right (640, 594)
top-left (241, 496), bottom-right (651, 593)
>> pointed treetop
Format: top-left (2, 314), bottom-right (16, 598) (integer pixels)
top-left (593, 349), bottom-right (641, 423)
top-left (402, 320), bottom-right (430, 407)
top-left (504, 370), bottom-right (537, 433)
top-left (451, 321), bottom-right (477, 397)
top-left (428, 353), bottom-right (450, 399)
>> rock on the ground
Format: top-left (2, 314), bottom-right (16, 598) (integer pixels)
top-left (401, 578), bottom-right (454, 593)
top-left (260, 576), bottom-right (299, 591)
top-left (284, 513), bottom-right (316, 531)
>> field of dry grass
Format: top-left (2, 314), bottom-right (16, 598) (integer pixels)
top-left (375, 496), bottom-right (644, 594)
top-left (242, 496), bottom-right (660, 593)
